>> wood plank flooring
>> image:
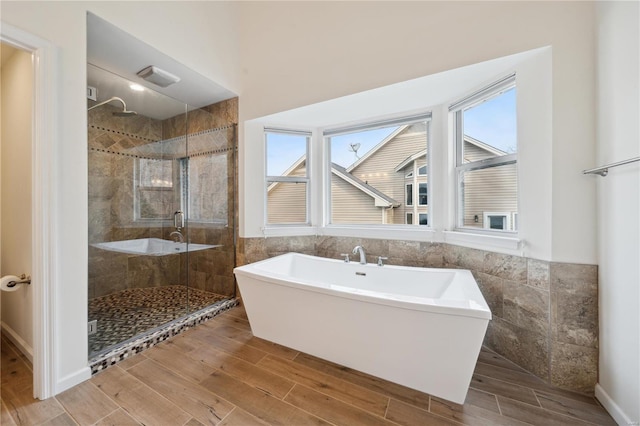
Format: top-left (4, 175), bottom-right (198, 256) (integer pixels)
top-left (1, 304), bottom-right (616, 425)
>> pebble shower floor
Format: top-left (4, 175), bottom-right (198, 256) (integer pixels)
top-left (88, 285), bottom-right (226, 355)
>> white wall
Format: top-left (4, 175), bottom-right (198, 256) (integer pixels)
top-left (595, 2), bottom-right (640, 424)
top-left (0, 47), bottom-right (33, 360)
top-left (1, 0), bottom-right (241, 394)
top-left (237, 1), bottom-right (596, 264)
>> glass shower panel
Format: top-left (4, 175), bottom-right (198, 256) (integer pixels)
top-left (87, 64), bottom-right (189, 357)
top-left (183, 106), bottom-right (237, 310)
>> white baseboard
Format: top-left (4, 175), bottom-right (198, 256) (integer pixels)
top-left (55, 367), bottom-right (91, 395)
top-left (1, 321), bottom-right (34, 363)
top-left (595, 383), bottom-right (636, 426)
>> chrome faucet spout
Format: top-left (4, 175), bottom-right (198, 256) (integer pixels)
top-left (169, 230), bottom-right (184, 243)
top-left (352, 245), bottom-right (366, 265)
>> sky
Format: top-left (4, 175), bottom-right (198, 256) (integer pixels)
top-left (330, 126), bottom-right (397, 169)
top-left (266, 133), bottom-right (308, 176)
top-left (266, 127), bottom-right (397, 175)
top-left (266, 87), bottom-right (517, 175)
top-left (463, 87), bottom-right (517, 154)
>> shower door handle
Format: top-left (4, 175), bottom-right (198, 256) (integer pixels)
top-left (174, 210), bottom-right (184, 229)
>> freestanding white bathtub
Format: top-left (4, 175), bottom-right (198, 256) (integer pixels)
top-left (234, 252), bottom-right (491, 404)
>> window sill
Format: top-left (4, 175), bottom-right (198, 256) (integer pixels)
top-left (261, 224), bottom-right (438, 242)
top-left (443, 230), bottom-right (521, 252)
top-left (262, 225), bottom-right (316, 237)
top-left (323, 225), bottom-right (437, 242)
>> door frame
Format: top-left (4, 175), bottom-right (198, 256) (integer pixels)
top-left (1, 22), bottom-right (58, 400)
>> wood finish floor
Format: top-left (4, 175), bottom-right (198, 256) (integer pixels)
top-left (2, 305), bottom-right (616, 425)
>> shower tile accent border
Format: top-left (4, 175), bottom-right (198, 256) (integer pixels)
top-left (237, 235), bottom-right (599, 395)
top-left (89, 298), bottom-right (239, 375)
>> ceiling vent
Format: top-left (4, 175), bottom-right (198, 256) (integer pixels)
top-left (136, 65), bottom-right (180, 88)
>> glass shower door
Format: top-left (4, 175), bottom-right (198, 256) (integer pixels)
top-left (183, 106), bottom-right (237, 312)
top-left (87, 64), bottom-right (190, 356)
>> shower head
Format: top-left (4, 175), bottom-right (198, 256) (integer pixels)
top-left (112, 110), bottom-right (138, 117)
top-left (88, 96), bottom-right (137, 116)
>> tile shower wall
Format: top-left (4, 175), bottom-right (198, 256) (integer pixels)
top-left (237, 236), bottom-right (598, 394)
top-left (88, 98), bottom-right (238, 299)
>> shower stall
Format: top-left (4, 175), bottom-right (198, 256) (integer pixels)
top-left (87, 64), bottom-right (237, 358)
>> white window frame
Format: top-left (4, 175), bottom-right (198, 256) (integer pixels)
top-left (419, 213), bottom-right (428, 226)
top-left (406, 212), bottom-right (413, 224)
top-left (483, 212), bottom-right (512, 231)
top-left (418, 182), bottom-right (428, 206)
top-left (264, 128), bottom-right (312, 226)
top-left (323, 113), bottom-right (432, 229)
top-left (451, 74), bottom-right (518, 234)
top-left (406, 183), bottom-right (413, 206)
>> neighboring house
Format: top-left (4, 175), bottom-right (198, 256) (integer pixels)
top-left (267, 156), bottom-right (309, 224)
top-left (267, 124), bottom-right (517, 230)
top-left (332, 123), bottom-right (428, 225)
top-left (460, 135), bottom-right (518, 231)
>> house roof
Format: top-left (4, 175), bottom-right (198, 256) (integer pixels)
top-left (392, 135), bottom-right (506, 172)
top-left (267, 155), bottom-right (306, 192)
top-left (463, 135), bottom-right (507, 156)
top-left (267, 158), bottom-right (399, 208)
top-left (275, 154), bottom-right (306, 177)
top-left (332, 163), bottom-right (400, 208)
top-left (394, 149), bottom-right (427, 172)
top-left (346, 125), bottom-right (407, 173)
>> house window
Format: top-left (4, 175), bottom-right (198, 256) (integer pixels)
top-left (265, 129), bottom-right (310, 225)
top-left (324, 114), bottom-right (430, 226)
top-left (135, 158), bottom-right (175, 220)
top-left (483, 212), bottom-right (511, 230)
top-left (406, 213), bottom-right (413, 224)
top-left (418, 165), bottom-right (427, 175)
top-left (419, 213), bottom-right (428, 226)
top-left (451, 74), bottom-right (518, 232)
top-left (418, 183), bottom-right (428, 205)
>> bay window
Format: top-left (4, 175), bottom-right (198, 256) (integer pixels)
top-left (265, 129), bottom-right (311, 225)
top-left (451, 74), bottom-right (518, 232)
top-left (324, 114), bottom-right (431, 227)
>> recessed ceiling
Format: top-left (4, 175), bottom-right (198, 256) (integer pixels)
top-left (87, 12), bottom-right (236, 120)
top-left (87, 63), bottom-right (187, 120)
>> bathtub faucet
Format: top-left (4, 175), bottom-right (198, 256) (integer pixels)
top-left (170, 230), bottom-right (184, 243)
top-left (352, 245), bottom-right (366, 265)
